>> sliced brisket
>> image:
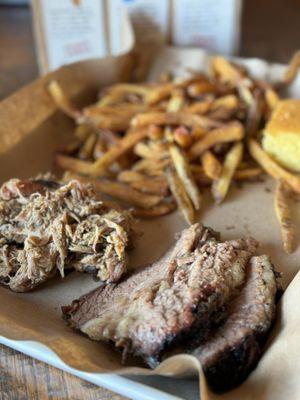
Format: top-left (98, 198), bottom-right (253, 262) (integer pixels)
top-left (62, 223), bottom-right (258, 367)
top-left (192, 254), bottom-right (280, 392)
top-left (0, 177), bottom-right (133, 292)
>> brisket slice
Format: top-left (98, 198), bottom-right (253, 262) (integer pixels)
top-left (0, 177), bottom-right (133, 292)
top-left (62, 223), bottom-right (257, 367)
top-left (192, 255), bottom-right (280, 392)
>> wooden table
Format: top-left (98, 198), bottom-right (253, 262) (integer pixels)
top-left (1, 1), bottom-right (300, 398)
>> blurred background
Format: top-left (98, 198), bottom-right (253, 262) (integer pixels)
top-left (1, 0), bottom-right (300, 100)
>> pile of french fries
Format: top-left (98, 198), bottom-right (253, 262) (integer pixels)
top-left (49, 52), bottom-right (300, 254)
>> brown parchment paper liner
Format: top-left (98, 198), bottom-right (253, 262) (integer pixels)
top-left (0, 42), bottom-right (300, 399)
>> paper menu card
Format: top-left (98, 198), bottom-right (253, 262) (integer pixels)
top-left (31, 0), bottom-right (243, 74)
top-left (171, 0), bottom-right (242, 55)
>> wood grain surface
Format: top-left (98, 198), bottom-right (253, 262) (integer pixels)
top-left (0, 1), bottom-right (300, 399)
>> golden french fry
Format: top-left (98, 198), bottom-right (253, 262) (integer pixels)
top-left (189, 122), bottom-right (244, 159)
top-left (90, 128), bottom-right (149, 175)
top-left (265, 88), bottom-right (280, 111)
top-left (187, 81), bottom-right (217, 97)
top-left (282, 50), bottom-right (300, 85)
top-left (78, 133), bottom-right (97, 160)
top-left (211, 57), bottom-right (244, 84)
top-left (48, 80), bottom-right (81, 119)
top-left (145, 83), bottom-right (174, 105)
top-left (82, 103), bottom-right (151, 131)
top-left (275, 180), bottom-right (295, 253)
top-left (234, 167), bottom-right (263, 181)
top-left (130, 178), bottom-right (169, 196)
top-left (212, 142), bottom-right (243, 203)
top-left (63, 171), bottom-right (162, 209)
top-left (211, 94), bottom-right (239, 111)
top-left (187, 99), bottom-right (214, 114)
top-left (173, 126), bottom-right (194, 148)
top-left (148, 125), bottom-right (164, 141)
top-left (165, 167), bottom-right (195, 225)
top-left (133, 201), bottom-right (176, 218)
top-left (55, 154), bottom-right (94, 175)
top-left (131, 158), bottom-right (169, 174)
top-left (201, 150), bottom-right (222, 180)
top-left (118, 170), bottom-right (146, 183)
top-left (131, 112), bottom-right (222, 130)
top-left (169, 144), bottom-right (201, 210)
top-left (248, 139), bottom-right (300, 194)
top-left (74, 124), bottom-right (94, 141)
top-left (134, 142), bottom-right (168, 160)
top-left (167, 88), bottom-right (185, 112)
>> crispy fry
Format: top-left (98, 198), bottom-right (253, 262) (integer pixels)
top-left (130, 178), bottom-right (169, 196)
top-left (133, 201), bottom-right (176, 218)
top-left (248, 139), bottom-right (300, 194)
top-left (131, 158), bottom-right (169, 174)
top-left (167, 88), bottom-right (185, 112)
top-left (74, 124), bottom-right (94, 141)
top-left (189, 122), bottom-right (244, 159)
top-left (118, 170), bottom-right (146, 183)
top-left (148, 125), bottom-right (164, 141)
top-left (187, 81), bottom-right (217, 97)
top-left (187, 99), bottom-right (214, 114)
top-left (165, 167), bottom-right (195, 225)
top-left (55, 154), bottom-right (94, 175)
top-left (82, 103), bottom-right (151, 131)
top-left (145, 83), bottom-right (174, 105)
top-left (275, 180), bottom-right (295, 253)
top-left (78, 133), bottom-right (97, 160)
top-left (169, 144), bottom-right (201, 210)
top-left (234, 167), bottom-right (263, 181)
top-left (48, 80), bottom-right (81, 119)
top-left (265, 88), bottom-right (280, 111)
top-left (201, 150), bottom-right (222, 180)
top-left (282, 50), bottom-right (300, 86)
top-left (63, 171), bottom-right (162, 209)
top-left (173, 126), bottom-right (194, 148)
top-left (211, 94), bottom-right (239, 111)
top-left (90, 128), bottom-right (149, 175)
top-left (212, 142), bottom-right (243, 203)
top-left (131, 112), bottom-right (222, 130)
top-left (134, 142), bottom-right (168, 159)
top-left (211, 57), bottom-right (244, 84)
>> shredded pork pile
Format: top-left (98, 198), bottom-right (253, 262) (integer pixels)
top-left (0, 177), bottom-right (133, 292)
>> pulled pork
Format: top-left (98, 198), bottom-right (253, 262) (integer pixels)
top-left (0, 177), bottom-right (134, 292)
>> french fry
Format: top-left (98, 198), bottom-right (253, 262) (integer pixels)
top-left (201, 150), bottom-right (222, 180)
top-left (234, 167), bottom-right (263, 181)
top-left (211, 94), bottom-right (239, 111)
top-left (167, 88), bottom-right (185, 112)
top-left (82, 103), bottom-right (151, 131)
top-left (165, 167), bottom-right (195, 225)
top-left (173, 126), bottom-right (194, 148)
top-left (275, 180), bottom-right (295, 253)
top-left (148, 125), bottom-right (164, 141)
top-left (90, 128), bottom-right (149, 175)
top-left (55, 154), bottom-right (94, 175)
top-left (211, 57), bottom-right (244, 84)
top-left (134, 142), bottom-right (168, 159)
top-left (169, 144), bottom-right (202, 209)
top-left (78, 133), bottom-right (97, 160)
top-left (212, 142), bottom-right (243, 203)
top-left (189, 122), bottom-right (244, 159)
top-left (145, 83), bottom-right (174, 105)
top-left (133, 201), bottom-right (176, 218)
top-left (131, 158), bottom-right (170, 174)
top-left (63, 171), bottom-right (162, 209)
top-left (48, 80), bottom-right (81, 119)
top-left (187, 81), bottom-right (217, 97)
top-left (248, 139), bottom-right (300, 194)
top-left (131, 112), bottom-right (222, 130)
top-left (75, 124), bottom-right (94, 141)
top-left (282, 50), bottom-right (300, 86)
top-left (118, 170), bottom-right (146, 183)
top-left (187, 99), bottom-right (214, 114)
top-left (130, 178), bottom-right (169, 196)
top-left (265, 88), bottom-right (280, 111)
